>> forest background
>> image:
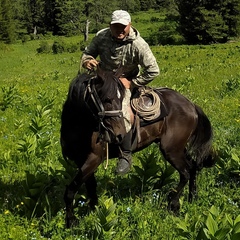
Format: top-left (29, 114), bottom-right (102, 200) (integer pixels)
top-left (1, 0), bottom-right (240, 45)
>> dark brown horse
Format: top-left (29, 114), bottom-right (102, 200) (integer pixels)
top-left (60, 69), bottom-right (215, 228)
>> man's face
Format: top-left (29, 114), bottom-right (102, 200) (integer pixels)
top-left (110, 23), bottom-right (131, 40)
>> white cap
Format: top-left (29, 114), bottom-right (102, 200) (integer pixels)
top-left (110, 10), bottom-right (131, 26)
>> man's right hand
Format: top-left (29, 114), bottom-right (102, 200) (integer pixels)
top-left (83, 59), bottom-right (99, 70)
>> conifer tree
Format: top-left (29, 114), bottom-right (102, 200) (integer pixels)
top-left (175, 0), bottom-right (240, 44)
top-left (0, 0), bottom-right (16, 43)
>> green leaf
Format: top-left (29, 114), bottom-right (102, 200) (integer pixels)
top-left (233, 222), bottom-right (240, 234)
top-left (226, 214), bottom-right (234, 227)
top-left (94, 221), bottom-right (102, 236)
top-left (209, 205), bottom-right (219, 217)
top-left (134, 166), bottom-right (144, 176)
top-left (103, 217), bottom-right (118, 231)
top-left (215, 227), bottom-right (231, 240)
top-left (177, 219), bottom-right (189, 232)
top-left (232, 232), bottom-right (240, 240)
top-left (206, 214), bottom-right (218, 236)
top-left (196, 227), bottom-right (209, 240)
top-left (105, 203), bottom-right (116, 218)
top-left (234, 215), bottom-right (240, 225)
top-left (95, 206), bottom-right (107, 225)
top-left (231, 153), bottom-right (239, 162)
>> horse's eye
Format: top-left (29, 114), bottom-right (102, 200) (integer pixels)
top-left (105, 97), bottom-right (112, 104)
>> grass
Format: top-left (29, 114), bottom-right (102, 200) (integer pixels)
top-left (0, 34), bottom-right (240, 239)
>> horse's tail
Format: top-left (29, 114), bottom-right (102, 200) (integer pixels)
top-left (189, 105), bottom-right (215, 170)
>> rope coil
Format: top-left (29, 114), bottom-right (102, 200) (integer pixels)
top-left (131, 88), bottom-right (161, 121)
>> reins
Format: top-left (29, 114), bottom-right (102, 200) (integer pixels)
top-left (104, 142), bottom-right (109, 170)
top-left (85, 77), bottom-right (123, 119)
top-left (84, 76), bottom-right (123, 170)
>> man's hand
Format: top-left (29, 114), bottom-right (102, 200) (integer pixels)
top-left (84, 59), bottom-right (99, 70)
top-left (119, 77), bottom-right (131, 89)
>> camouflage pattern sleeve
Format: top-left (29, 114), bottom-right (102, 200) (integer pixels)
top-left (81, 34), bottom-right (100, 67)
top-left (132, 38), bottom-right (160, 86)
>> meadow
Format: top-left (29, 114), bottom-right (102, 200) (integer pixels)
top-left (0, 32), bottom-right (240, 239)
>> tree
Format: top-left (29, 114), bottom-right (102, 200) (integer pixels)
top-left (0, 0), bottom-right (16, 43)
top-left (175, 0), bottom-right (240, 44)
top-left (221, 0), bottom-right (240, 37)
top-left (139, 0), bottom-right (156, 11)
top-left (118, 0), bottom-right (141, 12)
top-left (26, 0), bottom-right (46, 35)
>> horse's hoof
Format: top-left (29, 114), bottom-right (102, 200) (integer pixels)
top-left (167, 199), bottom-right (180, 213)
top-left (89, 198), bottom-right (98, 210)
top-left (167, 190), bottom-right (180, 213)
top-left (66, 216), bottom-right (78, 228)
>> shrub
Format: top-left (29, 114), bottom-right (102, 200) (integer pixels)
top-left (21, 35), bottom-right (31, 44)
top-left (37, 41), bottom-right (52, 53)
top-left (52, 38), bottom-right (66, 54)
top-left (66, 43), bottom-right (79, 53)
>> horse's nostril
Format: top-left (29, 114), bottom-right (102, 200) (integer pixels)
top-left (116, 134), bottom-right (123, 143)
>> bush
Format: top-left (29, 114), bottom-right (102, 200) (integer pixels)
top-left (37, 41), bottom-right (52, 53)
top-left (0, 42), bottom-right (12, 51)
top-left (52, 38), bottom-right (79, 54)
top-left (66, 43), bottom-right (79, 53)
top-left (52, 38), bottom-right (66, 54)
top-left (21, 35), bottom-right (31, 44)
top-left (79, 40), bottom-right (89, 51)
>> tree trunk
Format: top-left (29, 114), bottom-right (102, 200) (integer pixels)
top-left (84, 19), bottom-right (90, 41)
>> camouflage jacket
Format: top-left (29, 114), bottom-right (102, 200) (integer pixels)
top-left (81, 27), bottom-right (159, 86)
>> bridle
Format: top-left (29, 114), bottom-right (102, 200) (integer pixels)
top-left (84, 76), bottom-right (123, 143)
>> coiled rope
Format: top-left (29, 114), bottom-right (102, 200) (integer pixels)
top-left (131, 88), bottom-right (161, 121)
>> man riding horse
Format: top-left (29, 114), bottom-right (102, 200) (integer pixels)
top-left (81, 10), bottom-right (160, 175)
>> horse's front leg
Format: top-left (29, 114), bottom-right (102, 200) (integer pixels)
top-left (64, 169), bottom-right (83, 228)
top-left (64, 152), bottom-right (102, 228)
top-left (85, 173), bottom-right (98, 209)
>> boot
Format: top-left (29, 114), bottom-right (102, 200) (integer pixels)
top-left (116, 130), bottom-right (132, 175)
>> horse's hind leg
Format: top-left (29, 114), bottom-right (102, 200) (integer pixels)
top-left (167, 167), bottom-right (190, 212)
top-left (64, 169), bottom-right (83, 228)
top-left (161, 147), bottom-right (192, 212)
top-left (184, 149), bottom-right (198, 203)
top-left (188, 160), bottom-right (197, 203)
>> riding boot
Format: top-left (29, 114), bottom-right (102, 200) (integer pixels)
top-left (116, 130), bottom-right (132, 175)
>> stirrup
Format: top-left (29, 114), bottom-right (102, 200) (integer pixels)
top-left (116, 154), bottom-right (132, 175)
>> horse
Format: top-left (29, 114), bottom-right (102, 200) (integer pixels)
top-left (60, 68), bottom-right (215, 228)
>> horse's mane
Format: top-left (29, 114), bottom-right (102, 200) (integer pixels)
top-left (96, 71), bottom-right (126, 102)
top-left (66, 73), bottom-right (90, 103)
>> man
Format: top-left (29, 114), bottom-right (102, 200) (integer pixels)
top-left (81, 10), bottom-right (160, 175)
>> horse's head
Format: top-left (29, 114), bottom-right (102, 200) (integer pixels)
top-left (85, 67), bottom-right (127, 144)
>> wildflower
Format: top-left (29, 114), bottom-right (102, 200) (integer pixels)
top-left (4, 210), bottom-right (10, 214)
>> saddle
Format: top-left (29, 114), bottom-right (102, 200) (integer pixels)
top-left (131, 86), bottom-right (168, 127)
top-left (129, 86), bottom-right (168, 149)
